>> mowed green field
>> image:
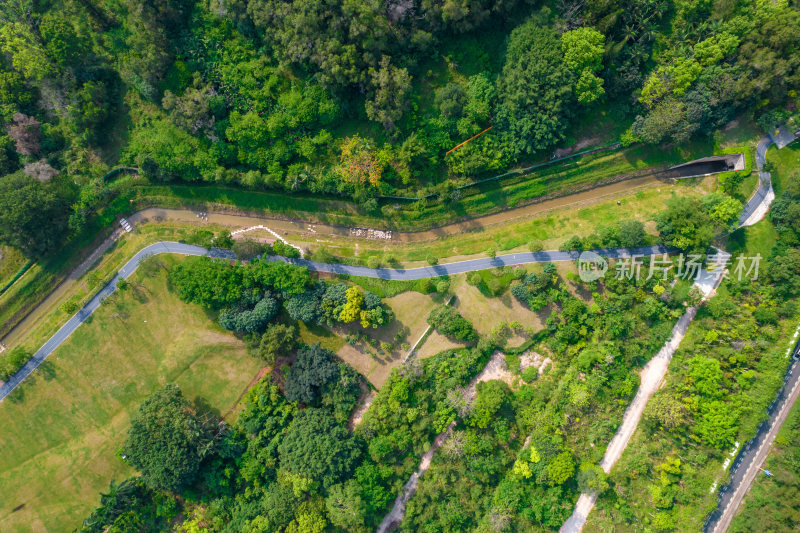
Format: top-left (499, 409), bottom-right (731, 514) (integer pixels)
top-left (0, 256), bottom-right (262, 533)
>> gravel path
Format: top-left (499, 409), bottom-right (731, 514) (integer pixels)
top-left (560, 264), bottom-right (726, 533)
top-left (376, 350), bottom-right (509, 533)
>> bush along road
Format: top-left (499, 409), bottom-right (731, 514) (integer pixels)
top-left (0, 242), bottom-right (674, 402)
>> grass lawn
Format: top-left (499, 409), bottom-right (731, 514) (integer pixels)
top-left (0, 246), bottom-right (27, 289)
top-left (0, 256), bottom-right (261, 533)
top-left (450, 272), bottom-right (544, 344)
top-left (728, 219), bottom-right (779, 259)
top-left (312, 180), bottom-right (711, 266)
top-left (770, 141), bottom-right (800, 196)
top-left (335, 291), bottom-right (443, 386)
top-left (1, 220), bottom-right (237, 353)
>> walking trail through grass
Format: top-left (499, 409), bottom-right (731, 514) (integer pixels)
top-left (0, 258), bottom-right (261, 533)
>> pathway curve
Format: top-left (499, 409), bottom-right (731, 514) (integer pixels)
top-left (560, 262), bottom-right (727, 533)
top-left (739, 126), bottom-right (797, 226)
top-left (0, 243), bottom-right (666, 402)
top-left (0, 243), bottom-right (232, 402)
top-left (560, 127), bottom-right (798, 533)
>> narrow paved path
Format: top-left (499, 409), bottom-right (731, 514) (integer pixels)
top-left (276, 245), bottom-right (668, 280)
top-left (0, 242), bottom-right (669, 402)
top-left (560, 129), bottom-right (798, 533)
top-left (560, 263), bottom-right (727, 533)
top-left (0, 243), bottom-right (231, 402)
top-left (738, 135), bottom-right (775, 226)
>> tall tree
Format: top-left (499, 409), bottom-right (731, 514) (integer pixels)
top-left (277, 408), bottom-right (361, 491)
top-left (364, 56), bottom-right (411, 132)
top-left (561, 26), bottom-right (606, 104)
top-left (123, 384), bottom-right (218, 492)
top-left (496, 20), bottom-right (574, 156)
top-left (0, 171), bottom-right (69, 258)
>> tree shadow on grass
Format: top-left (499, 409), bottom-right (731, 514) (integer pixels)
top-left (192, 395), bottom-right (221, 419)
top-left (6, 380), bottom-right (27, 404)
top-left (37, 360), bottom-right (56, 381)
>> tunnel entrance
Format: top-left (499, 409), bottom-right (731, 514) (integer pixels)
top-left (663, 153), bottom-right (745, 179)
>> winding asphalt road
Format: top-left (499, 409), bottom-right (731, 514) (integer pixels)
top-left (0, 243), bottom-right (233, 402)
top-left (0, 242), bottom-right (671, 402)
top-left (738, 135), bottom-right (775, 226)
top-left (560, 128), bottom-right (798, 533)
top-left (702, 127), bottom-right (799, 532)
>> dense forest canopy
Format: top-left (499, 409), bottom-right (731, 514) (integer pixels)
top-left (0, 0), bottom-right (798, 257)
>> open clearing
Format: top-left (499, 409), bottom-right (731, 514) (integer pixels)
top-left (451, 272), bottom-right (545, 340)
top-left (0, 256), bottom-right (261, 533)
top-left (336, 291), bottom-right (441, 386)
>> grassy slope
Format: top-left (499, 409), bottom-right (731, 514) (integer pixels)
top-left (0, 256), bottom-right (261, 533)
top-left (318, 182), bottom-right (710, 264)
top-left (730, 394), bottom-right (800, 532)
top-left (0, 245), bottom-right (27, 288)
top-left (585, 139), bottom-right (799, 532)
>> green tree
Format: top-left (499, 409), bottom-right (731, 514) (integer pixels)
top-left (427, 305), bottom-right (477, 342)
top-left (123, 384), bottom-right (217, 492)
top-left (561, 27), bottom-right (606, 104)
top-left (694, 399), bottom-right (738, 449)
top-left (688, 356), bottom-right (723, 397)
top-left (545, 450), bottom-right (576, 486)
top-left (258, 324), bottom-right (298, 365)
top-left (769, 249), bottom-right (800, 296)
top-left (706, 194), bottom-right (743, 226)
top-left (0, 22), bottom-right (53, 80)
top-left (644, 391), bottom-right (686, 429)
top-left (0, 172), bottom-right (69, 258)
top-left (325, 481), bottom-right (368, 532)
top-left (284, 343), bottom-right (340, 404)
top-left (169, 257), bottom-right (244, 309)
top-left (618, 220), bottom-right (646, 247)
top-left (577, 462), bottom-right (609, 493)
top-left (219, 291), bottom-right (279, 333)
top-left (0, 69), bottom-right (33, 121)
top-left (277, 408), bottom-right (361, 491)
top-left (469, 380), bottom-right (509, 429)
top-left (656, 196), bottom-right (715, 252)
top-left (365, 56), bottom-right (411, 132)
top-left (435, 82), bottom-right (467, 120)
top-left (496, 21), bottom-right (574, 155)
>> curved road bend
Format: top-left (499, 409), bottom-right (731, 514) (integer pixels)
top-left (738, 135), bottom-right (775, 227)
top-left (559, 129), bottom-right (796, 533)
top-left (0, 243), bottom-right (669, 402)
top-left (0, 243), bottom-right (233, 402)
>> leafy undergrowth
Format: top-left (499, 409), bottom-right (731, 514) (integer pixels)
top-left (730, 396), bottom-right (800, 532)
top-left (398, 263), bottom-right (688, 531)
